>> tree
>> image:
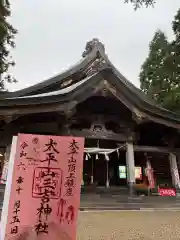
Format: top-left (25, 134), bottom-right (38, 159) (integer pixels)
top-left (125, 0), bottom-right (155, 9)
top-left (163, 8), bottom-right (180, 111)
top-left (0, 0), bottom-right (17, 90)
top-left (139, 30), bottom-right (173, 108)
top-left (171, 8), bottom-right (180, 74)
top-left (139, 8), bottom-right (180, 112)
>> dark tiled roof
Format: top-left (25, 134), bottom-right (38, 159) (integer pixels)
top-left (0, 38), bottom-right (180, 128)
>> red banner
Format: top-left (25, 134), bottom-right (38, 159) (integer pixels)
top-left (145, 161), bottom-right (155, 189)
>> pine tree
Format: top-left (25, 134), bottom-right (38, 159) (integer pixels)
top-left (140, 8), bottom-right (180, 112)
top-left (163, 8), bottom-right (180, 111)
top-left (159, 8), bottom-right (180, 111)
top-left (139, 30), bottom-right (172, 107)
top-left (0, 0), bottom-right (17, 90)
top-left (170, 8), bottom-right (180, 81)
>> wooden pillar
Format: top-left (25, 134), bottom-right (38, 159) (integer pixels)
top-left (169, 153), bottom-right (180, 189)
top-left (126, 142), bottom-right (135, 195)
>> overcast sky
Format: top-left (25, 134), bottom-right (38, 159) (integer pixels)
top-left (8, 0), bottom-right (180, 91)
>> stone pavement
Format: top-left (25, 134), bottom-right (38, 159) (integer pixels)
top-left (77, 211), bottom-right (180, 239)
top-left (80, 194), bottom-right (180, 210)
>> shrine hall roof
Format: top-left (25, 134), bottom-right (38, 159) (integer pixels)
top-left (0, 38), bottom-right (180, 129)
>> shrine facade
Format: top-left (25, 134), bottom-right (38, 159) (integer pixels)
top-left (1, 39), bottom-right (180, 195)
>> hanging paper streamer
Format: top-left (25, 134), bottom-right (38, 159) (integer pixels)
top-left (96, 154), bottom-right (99, 160)
top-left (85, 154), bottom-right (88, 161)
top-left (105, 154), bottom-right (109, 161)
top-left (81, 179), bottom-right (84, 186)
top-left (117, 149), bottom-right (119, 158)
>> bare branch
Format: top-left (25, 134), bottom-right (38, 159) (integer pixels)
top-left (125, 0), bottom-right (155, 10)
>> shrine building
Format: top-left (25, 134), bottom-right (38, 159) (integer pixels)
top-left (1, 39), bottom-right (180, 195)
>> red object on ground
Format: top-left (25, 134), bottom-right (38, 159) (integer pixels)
top-left (158, 188), bottom-right (176, 196)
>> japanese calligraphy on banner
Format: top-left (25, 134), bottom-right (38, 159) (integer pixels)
top-left (3, 134), bottom-right (84, 240)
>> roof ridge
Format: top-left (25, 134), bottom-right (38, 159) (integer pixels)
top-left (0, 44), bottom-right (100, 99)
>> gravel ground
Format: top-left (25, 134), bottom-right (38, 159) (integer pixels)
top-left (77, 211), bottom-right (180, 240)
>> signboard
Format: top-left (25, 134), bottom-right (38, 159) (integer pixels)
top-left (118, 166), bottom-right (126, 179)
top-left (2, 134), bottom-right (84, 240)
top-left (118, 166), bottom-right (142, 180)
top-left (135, 167), bottom-right (142, 180)
top-left (158, 188), bottom-right (176, 196)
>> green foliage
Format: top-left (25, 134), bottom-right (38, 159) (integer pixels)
top-left (125, 0), bottom-right (155, 9)
top-left (140, 31), bottom-right (170, 104)
top-left (0, 0), bottom-right (17, 90)
top-left (140, 9), bottom-right (180, 112)
top-left (170, 9), bottom-right (180, 78)
top-left (172, 8), bottom-right (180, 40)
